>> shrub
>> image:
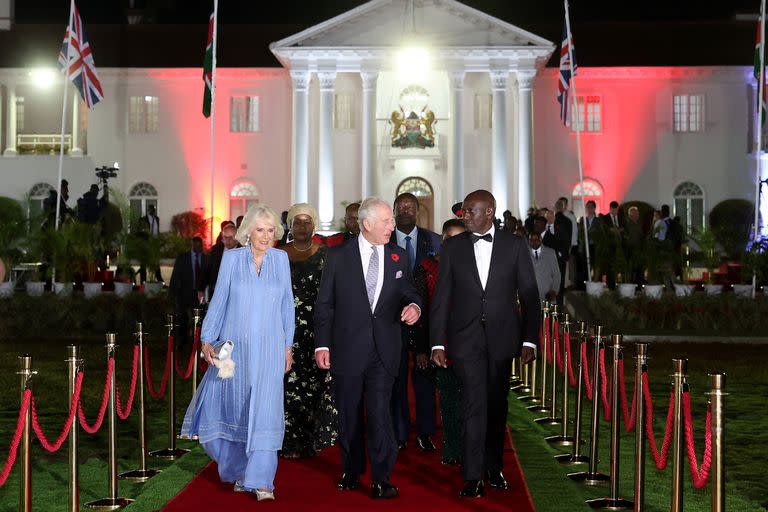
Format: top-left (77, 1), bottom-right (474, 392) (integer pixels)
top-left (170, 211), bottom-right (209, 241)
top-left (709, 199), bottom-right (754, 260)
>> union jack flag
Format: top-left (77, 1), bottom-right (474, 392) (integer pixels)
top-left (58, 0), bottom-right (103, 109)
top-left (557, 21), bottom-right (577, 125)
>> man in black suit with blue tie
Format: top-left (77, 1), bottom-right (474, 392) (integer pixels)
top-left (314, 197), bottom-right (422, 500)
top-left (169, 236), bottom-right (208, 347)
top-left (389, 193), bottom-right (442, 452)
top-left (430, 190), bottom-right (540, 498)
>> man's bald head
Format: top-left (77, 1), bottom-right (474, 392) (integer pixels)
top-left (462, 189), bottom-right (496, 234)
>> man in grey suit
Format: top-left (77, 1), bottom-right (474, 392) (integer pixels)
top-left (529, 232), bottom-right (561, 302)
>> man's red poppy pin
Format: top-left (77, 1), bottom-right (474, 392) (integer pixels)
top-left (391, 253), bottom-right (400, 262)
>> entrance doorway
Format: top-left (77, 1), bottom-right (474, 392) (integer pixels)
top-left (397, 177), bottom-right (434, 231)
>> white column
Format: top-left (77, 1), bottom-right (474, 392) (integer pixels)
top-left (4, 83), bottom-right (17, 156)
top-left (290, 70), bottom-right (311, 204)
top-left (490, 69), bottom-right (509, 213)
top-left (450, 71), bottom-right (466, 203)
top-left (360, 71), bottom-right (378, 200)
top-left (516, 70), bottom-right (536, 219)
top-left (318, 71), bottom-right (337, 231)
top-left (71, 93), bottom-right (83, 157)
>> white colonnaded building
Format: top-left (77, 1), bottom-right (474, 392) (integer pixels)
top-left (0, 0), bottom-right (764, 236)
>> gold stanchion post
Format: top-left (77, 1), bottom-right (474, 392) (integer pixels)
top-left (509, 357), bottom-right (522, 389)
top-left (150, 315), bottom-right (190, 459)
top-left (85, 334), bottom-right (133, 510)
top-left (525, 301), bottom-right (550, 409)
top-left (67, 346), bottom-right (81, 512)
top-left (536, 305), bottom-right (561, 425)
top-left (587, 334), bottom-right (633, 509)
top-left (708, 373), bottom-right (726, 512)
top-left (632, 342), bottom-right (648, 512)
top-left (18, 355), bottom-right (34, 512)
top-left (568, 325), bottom-right (609, 485)
top-left (119, 323), bottom-right (161, 481)
top-left (547, 314), bottom-right (574, 445)
top-left (670, 358), bottom-right (687, 512)
top-left (556, 321), bottom-right (589, 464)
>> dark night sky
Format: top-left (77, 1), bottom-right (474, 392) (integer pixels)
top-left (13, 0), bottom-right (762, 25)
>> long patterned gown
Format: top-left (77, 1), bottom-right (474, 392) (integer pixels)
top-left (282, 245), bottom-right (338, 456)
top-left (181, 246), bottom-right (295, 491)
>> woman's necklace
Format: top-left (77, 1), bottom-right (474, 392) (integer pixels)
top-left (293, 240), bottom-right (314, 252)
top-left (252, 252), bottom-right (264, 275)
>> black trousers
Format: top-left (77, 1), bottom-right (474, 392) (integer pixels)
top-left (452, 353), bottom-right (512, 481)
top-left (391, 343), bottom-right (437, 442)
top-left (333, 349), bottom-right (397, 483)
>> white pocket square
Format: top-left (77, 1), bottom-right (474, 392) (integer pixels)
top-left (395, 270), bottom-right (403, 279)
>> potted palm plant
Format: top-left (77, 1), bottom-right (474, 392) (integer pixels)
top-left (740, 236), bottom-right (768, 298)
top-left (126, 233), bottom-right (163, 296)
top-left (0, 197), bottom-right (26, 297)
top-left (49, 221), bottom-right (97, 296)
top-left (643, 238), bottom-right (675, 299)
top-left (689, 227), bottom-right (723, 295)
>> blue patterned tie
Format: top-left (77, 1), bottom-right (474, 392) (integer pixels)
top-left (365, 246), bottom-right (379, 309)
top-left (405, 235), bottom-right (416, 270)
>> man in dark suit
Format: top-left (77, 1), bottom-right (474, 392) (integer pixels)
top-left (430, 190), bottom-right (540, 498)
top-left (139, 204), bottom-right (161, 236)
top-left (600, 200), bottom-right (623, 289)
top-left (197, 222), bottom-right (240, 302)
top-left (389, 192), bottom-right (442, 452)
top-left (314, 197), bottom-right (422, 500)
top-left (169, 236), bottom-right (208, 347)
top-left (540, 208), bottom-right (571, 301)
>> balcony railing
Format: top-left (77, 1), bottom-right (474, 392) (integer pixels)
top-left (16, 134), bottom-right (72, 155)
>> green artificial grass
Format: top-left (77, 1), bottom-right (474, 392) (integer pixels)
top-left (0, 335), bottom-right (210, 511)
top-left (509, 341), bottom-right (768, 512)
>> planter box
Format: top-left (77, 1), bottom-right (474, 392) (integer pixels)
top-left (0, 281), bottom-right (14, 298)
top-left (643, 284), bottom-right (664, 299)
top-left (53, 282), bottom-right (73, 297)
top-left (143, 282), bottom-right (164, 297)
top-left (83, 282), bottom-right (103, 299)
top-left (586, 281), bottom-right (605, 297)
top-left (26, 281), bottom-right (45, 297)
top-left (114, 282), bottom-right (134, 298)
top-left (673, 284), bottom-right (695, 297)
top-left (732, 284), bottom-right (754, 298)
top-left (617, 283), bottom-right (637, 299)
top-left (705, 284), bottom-right (723, 296)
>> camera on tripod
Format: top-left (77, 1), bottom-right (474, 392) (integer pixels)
top-left (95, 164), bottom-right (119, 186)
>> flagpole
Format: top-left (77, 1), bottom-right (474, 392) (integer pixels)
top-left (754, 0), bottom-right (766, 298)
top-left (564, 0), bottom-right (592, 282)
top-left (54, 0), bottom-right (74, 234)
top-left (209, 0), bottom-right (218, 247)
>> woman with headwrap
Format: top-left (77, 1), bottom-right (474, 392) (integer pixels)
top-left (279, 203), bottom-right (338, 458)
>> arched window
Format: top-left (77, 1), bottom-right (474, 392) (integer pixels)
top-left (230, 180), bottom-right (259, 221)
top-left (129, 182), bottom-right (159, 221)
top-left (397, 177), bottom-right (434, 231)
top-left (673, 181), bottom-right (704, 235)
top-left (571, 178), bottom-right (603, 219)
top-left (28, 182), bottom-right (54, 219)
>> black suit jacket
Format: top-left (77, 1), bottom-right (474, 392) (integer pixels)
top-left (169, 251), bottom-right (208, 307)
top-left (429, 230), bottom-right (540, 362)
top-left (314, 238), bottom-right (422, 377)
top-left (389, 227), bottom-right (442, 270)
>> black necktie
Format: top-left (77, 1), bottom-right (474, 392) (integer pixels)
top-left (534, 250), bottom-right (539, 260)
top-left (470, 233), bottom-right (493, 244)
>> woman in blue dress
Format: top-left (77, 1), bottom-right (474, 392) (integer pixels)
top-left (181, 204), bottom-right (295, 501)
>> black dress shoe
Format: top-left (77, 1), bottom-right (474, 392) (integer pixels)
top-left (337, 473), bottom-right (359, 491)
top-left (371, 482), bottom-right (398, 499)
top-left (459, 480), bottom-right (484, 498)
top-left (415, 434), bottom-right (436, 452)
top-left (486, 470), bottom-right (509, 490)
top-left (397, 441), bottom-right (407, 451)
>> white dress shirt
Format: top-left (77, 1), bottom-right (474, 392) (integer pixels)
top-left (433, 224), bottom-right (535, 352)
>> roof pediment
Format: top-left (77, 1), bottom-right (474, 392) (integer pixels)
top-left (270, 0), bottom-right (553, 51)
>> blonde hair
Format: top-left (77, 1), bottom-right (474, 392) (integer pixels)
top-left (235, 204), bottom-right (284, 245)
top-left (286, 203), bottom-right (319, 237)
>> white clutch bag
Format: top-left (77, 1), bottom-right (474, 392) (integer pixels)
top-left (210, 340), bottom-right (235, 379)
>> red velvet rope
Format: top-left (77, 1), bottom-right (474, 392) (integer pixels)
top-left (115, 345), bottom-right (140, 420)
top-left (544, 317), bottom-right (552, 364)
top-left (78, 359), bottom-right (113, 434)
top-left (554, 321), bottom-right (563, 372)
top-left (0, 389), bottom-right (31, 487)
top-left (31, 372), bottom-right (84, 452)
top-left (175, 327), bottom-right (200, 380)
top-left (599, 348), bottom-right (611, 421)
top-left (682, 391), bottom-right (713, 489)
top-left (618, 358), bottom-right (638, 432)
top-left (645, 381), bottom-right (676, 470)
top-left (145, 335), bottom-right (173, 400)
top-left (581, 343), bottom-right (594, 400)
top-left (565, 331), bottom-right (577, 387)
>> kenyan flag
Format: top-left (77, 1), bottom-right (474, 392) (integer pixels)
top-left (202, 10), bottom-right (214, 118)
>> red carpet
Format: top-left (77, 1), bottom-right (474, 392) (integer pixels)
top-left (162, 430), bottom-right (535, 511)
